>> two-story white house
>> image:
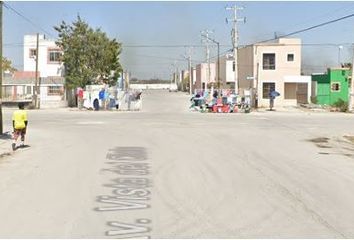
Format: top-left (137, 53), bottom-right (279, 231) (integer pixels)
top-left (18, 34), bottom-right (66, 108)
top-left (23, 34), bottom-right (64, 78)
top-left (238, 38), bottom-right (311, 107)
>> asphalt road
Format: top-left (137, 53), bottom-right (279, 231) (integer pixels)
top-left (1, 90), bottom-right (354, 238)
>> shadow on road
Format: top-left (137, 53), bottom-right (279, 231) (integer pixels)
top-left (14, 145), bottom-right (31, 151)
top-left (0, 132), bottom-right (12, 140)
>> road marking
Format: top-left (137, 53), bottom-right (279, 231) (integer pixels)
top-left (96, 147), bottom-right (152, 238)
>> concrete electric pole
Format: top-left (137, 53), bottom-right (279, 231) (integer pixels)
top-left (0, 1), bottom-right (3, 134)
top-left (201, 34), bottom-right (221, 96)
top-left (201, 29), bottom-right (213, 93)
top-left (349, 44), bottom-right (354, 112)
top-left (183, 47), bottom-right (193, 95)
top-left (226, 5), bottom-right (245, 95)
top-left (188, 52), bottom-right (192, 95)
top-left (34, 33), bottom-right (39, 109)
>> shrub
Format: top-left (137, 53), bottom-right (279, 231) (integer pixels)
top-left (333, 98), bottom-right (348, 112)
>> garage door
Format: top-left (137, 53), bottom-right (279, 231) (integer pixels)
top-left (296, 83), bottom-right (308, 104)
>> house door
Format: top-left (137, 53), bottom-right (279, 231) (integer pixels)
top-left (296, 83), bottom-right (308, 104)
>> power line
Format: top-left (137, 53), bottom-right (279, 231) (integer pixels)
top-left (5, 42), bottom-right (354, 48)
top-left (286, 3), bottom-right (354, 32)
top-left (3, 2), bottom-right (56, 39)
top-left (246, 12), bottom-right (354, 47)
top-left (122, 44), bottom-right (231, 48)
top-left (125, 53), bottom-right (187, 62)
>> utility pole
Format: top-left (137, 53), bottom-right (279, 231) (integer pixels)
top-left (174, 61), bottom-right (178, 86)
top-left (171, 61), bottom-right (177, 91)
top-left (201, 29), bottom-right (213, 93)
top-left (226, 5), bottom-right (245, 95)
top-left (349, 44), bottom-right (354, 112)
top-left (201, 34), bottom-right (220, 96)
top-left (183, 47), bottom-right (193, 95)
top-left (34, 33), bottom-right (39, 109)
top-left (0, 1), bottom-right (3, 134)
top-left (188, 52), bottom-right (192, 95)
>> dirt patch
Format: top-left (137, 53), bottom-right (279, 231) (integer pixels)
top-left (307, 137), bottom-right (354, 158)
top-left (343, 135), bottom-right (354, 144)
top-left (308, 137), bottom-right (330, 143)
top-left (316, 144), bottom-right (332, 149)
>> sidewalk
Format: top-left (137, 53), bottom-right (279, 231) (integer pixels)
top-left (0, 133), bottom-right (14, 159)
top-left (254, 105), bottom-right (334, 113)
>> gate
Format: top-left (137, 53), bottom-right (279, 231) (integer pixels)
top-left (296, 83), bottom-right (308, 104)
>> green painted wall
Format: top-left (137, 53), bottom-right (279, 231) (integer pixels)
top-left (312, 68), bottom-right (350, 105)
top-left (312, 73), bottom-right (330, 104)
top-left (329, 69), bottom-right (349, 105)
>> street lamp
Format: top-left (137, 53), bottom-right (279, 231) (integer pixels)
top-left (338, 45), bottom-right (343, 66)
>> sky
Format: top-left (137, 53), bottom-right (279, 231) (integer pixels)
top-left (3, 1), bottom-right (354, 80)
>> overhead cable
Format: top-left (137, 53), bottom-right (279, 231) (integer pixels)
top-left (4, 2), bottom-right (56, 39)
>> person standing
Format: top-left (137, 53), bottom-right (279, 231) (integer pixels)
top-left (12, 102), bottom-right (28, 151)
top-left (269, 90), bottom-right (280, 111)
top-left (77, 87), bottom-right (84, 109)
top-left (98, 88), bottom-right (105, 110)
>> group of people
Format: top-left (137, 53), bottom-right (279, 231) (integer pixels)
top-left (98, 88), bottom-right (118, 110)
top-left (77, 86), bottom-right (143, 111)
top-left (190, 89), bottom-right (238, 111)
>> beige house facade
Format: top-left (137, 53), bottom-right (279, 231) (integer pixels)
top-left (195, 63), bottom-right (216, 91)
top-left (238, 38), bottom-right (311, 107)
top-left (218, 54), bottom-right (235, 88)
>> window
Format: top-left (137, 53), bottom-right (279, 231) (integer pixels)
top-left (48, 86), bottom-right (63, 96)
top-left (331, 82), bottom-right (341, 92)
top-left (26, 86), bottom-right (32, 94)
top-left (29, 49), bottom-right (37, 58)
top-left (232, 61), bottom-right (235, 72)
top-left (263, 53), bottom-right (275, 70)
top-left (48, 49), bottom-right (62, 63)
top-left (263, 82), bottom-right (275, 99)
top-left (2, 86), bottom-right (12, 98)
top-left (287, 54), bottom-right (294, 62)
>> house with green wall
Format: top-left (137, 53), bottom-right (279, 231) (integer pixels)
top-left (311, 68), bottom-right (350, 105)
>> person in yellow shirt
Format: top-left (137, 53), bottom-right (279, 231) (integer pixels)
top-left (12, 102), bottom-right (28, 151)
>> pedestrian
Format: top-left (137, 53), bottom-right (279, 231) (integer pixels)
top-left (99, 88), bottom-right (105, 109)
top-left (77, 87), bottom-right (84, 109)
top-left (269, 90), bottom-right (280, 111)
top-left (213, 90), bottom-right (218, 99)
top-left (12, 102), bottom-right (28, 151)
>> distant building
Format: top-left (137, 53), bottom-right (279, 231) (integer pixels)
top-left (2, 75), bottom-right (66, 108)
top-left (195, 63), bottom-right (216, 91)
top-left (23, 34), bottom-right (64, 78)
top-left (312, 68), bottom-right (350, 105)
top-left (217, 54), bottom-right (235, 89)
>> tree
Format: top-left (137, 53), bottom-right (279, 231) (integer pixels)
top-left (182, 76), bottom-right (190, 92)
top-left (2, 57), bottom-right (17, 73)
top-left (54, 16), bottom-right (122, 89)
